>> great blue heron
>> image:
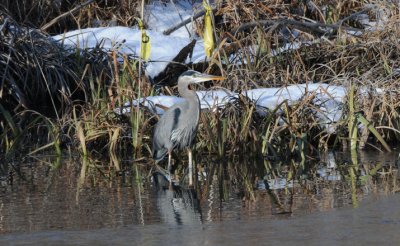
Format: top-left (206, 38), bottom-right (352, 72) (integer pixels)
top-left (152, 70), bottom-right (224, 186)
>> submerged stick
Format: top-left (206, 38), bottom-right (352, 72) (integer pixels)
top-left (40, 0), bottom-right (95, 31)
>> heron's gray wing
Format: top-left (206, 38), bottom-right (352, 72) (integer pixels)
top-left (152, 106), bottom-right (182, 160)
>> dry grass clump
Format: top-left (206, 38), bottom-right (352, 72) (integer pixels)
top-left (0, 13), bottom-right (134, 159)
top-left (218, 0), bottom-right (364, 29)
top-left (0, 0), bottom-right (141, 34)
top-left (0, 13), bottom-right (80, 117)
top-left (207, 0), bottom-right (400, 89)
top-left (194, 93), bottom-right (324, 164)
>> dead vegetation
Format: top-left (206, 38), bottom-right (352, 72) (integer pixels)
top-left (0, 0), bottom-right (141, 34)
top-left (0, 1), bottom-right (400, 190)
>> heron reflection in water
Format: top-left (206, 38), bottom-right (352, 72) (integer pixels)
top-left (152, 70), bottom-right (224, 186)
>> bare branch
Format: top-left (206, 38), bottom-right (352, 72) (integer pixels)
top-left (40, 0), bottom-right (95, 31)
top-left (163, 7), bottom-right (217, 36)
top-left (230, 18), bottom-right (364, 38)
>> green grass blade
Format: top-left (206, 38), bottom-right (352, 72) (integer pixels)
top-left (28, 142), bottom-right (56, 156)
top-left (348, 84), bottom-right (357, 150)
top-left (356, 113), bottom-right (391, 152)
top-left (0, 104), bottom-right (19, 136)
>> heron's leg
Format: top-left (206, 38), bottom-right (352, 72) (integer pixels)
top-left (188, 149), bottom-right (193, 187)
top-left (167, 150), bottom-right (172, 182)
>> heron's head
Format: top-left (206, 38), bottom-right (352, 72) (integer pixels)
top-left (178, 70), bottom-right (225, 85)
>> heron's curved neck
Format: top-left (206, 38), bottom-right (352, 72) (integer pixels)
top-left (178, 82), bottom-right (199, 105)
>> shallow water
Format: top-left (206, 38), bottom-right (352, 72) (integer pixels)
top-left (0, 151), bottom-right (399, 245)
top-left (2, 194), bottom-right (400, 245)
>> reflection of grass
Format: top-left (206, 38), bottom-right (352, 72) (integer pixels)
top-left (1, 151), bottom-right (398, 233)
top-left (2, 154), bottom-right (398, 232)
top-left (21, 151), bottom-right (400, 211)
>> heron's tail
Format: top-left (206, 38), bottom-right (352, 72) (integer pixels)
top-left (152, 148), bottom-right (168, 162)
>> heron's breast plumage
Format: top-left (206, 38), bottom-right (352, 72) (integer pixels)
top-left (170, 100), bottom-right (199, 149)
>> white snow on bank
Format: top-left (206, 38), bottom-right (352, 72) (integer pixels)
top-left (53, 27), bottom-right (206, 78)
top-left (244, 83), bottom-right (346, 128)
top-left (52, 1), bottom-right (208, 78)
top-left (197, 90), bottom-right (238, 110)
top-left (145, 0), bottom-right (200, 38)
top-left (116, 96), bottom-right (184, 115)
top-left (118, 83), bottom-right (347, 132)
top-left (117, 89), bottom-right (238, 115)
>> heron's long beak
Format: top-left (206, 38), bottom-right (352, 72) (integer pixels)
top-left (194, 74), bottom-right (225, 83)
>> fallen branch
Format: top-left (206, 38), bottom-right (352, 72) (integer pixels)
top-left (0, 17), bottom-right (8, 33)
top-left (230, 18), bottom-right (364, 38)
top-left (163, 7), bottom-right (217, 36)
top-left (336, 6), bottom-right (374, 26)
top-left (40, 0), bottom-right (95, 31)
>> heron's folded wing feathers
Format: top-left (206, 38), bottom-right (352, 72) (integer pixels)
top-left (152, 107), bottom-right (181, 160)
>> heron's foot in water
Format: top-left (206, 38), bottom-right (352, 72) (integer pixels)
top-left (153, 164), bottom-right (180, 187)
top-left (168, 173), bottom-right (180, 187)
